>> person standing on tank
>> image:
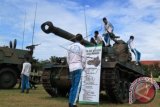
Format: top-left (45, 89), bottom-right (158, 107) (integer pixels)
top-left (21, 57), bottom-right (31, 93)
top-left (67, 34), bottom-right (86, 107)
top-left (127, 36), bottom-right (141, 65)
top-left (102, 17), bottom-right (114, 46)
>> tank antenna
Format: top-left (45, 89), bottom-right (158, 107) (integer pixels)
top-left (22, 10), bottom-right (26, 49)
top-left (83, 4), bottom-right (88, 40)
top-left (32, 2), bottom-right (37, 45)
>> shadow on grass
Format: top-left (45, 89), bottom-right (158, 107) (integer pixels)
top-left (40, 93), bottom-right (118, 105)
top-left (99, 94), bottom-right (119, 104)
top-left (41, 96), bottom-right (68, 101)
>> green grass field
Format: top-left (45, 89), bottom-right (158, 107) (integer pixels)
top-left (0, 85), bottom-right (159, 107)
top-left (154, 78), bottom-right (160, 82)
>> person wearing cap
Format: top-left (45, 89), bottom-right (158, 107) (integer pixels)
top-left (127, 36), bottom-right (141, 65)
top-left (102, 17), bottom-right (114, 46)
top-left (67, 34), bottom-right (86, 107)
top-left (90, 31), bottom-right (104, 46)
top-left (21, 57), bottom-right (31, 93)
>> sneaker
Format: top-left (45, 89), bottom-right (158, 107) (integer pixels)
top-left (69, 103), bottom-right (71, 107)
top-left (138, 62), bottom-right (141, 66)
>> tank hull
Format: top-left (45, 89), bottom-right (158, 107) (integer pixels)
top-left (42, 60), bottom-right (145, 103)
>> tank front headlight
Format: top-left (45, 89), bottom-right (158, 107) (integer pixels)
top-left (105, 57), bottom-right (109, 62)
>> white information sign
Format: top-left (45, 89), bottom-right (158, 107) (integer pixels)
top-left (79, 45), bottom-right (102, 104)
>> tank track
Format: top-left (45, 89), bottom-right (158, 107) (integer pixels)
top-left (42, 70), bottom-right (58, 97)
top-left (42, 65), bottom-right (142, 103)
top-left (102, 67), bottom-right (130, 103)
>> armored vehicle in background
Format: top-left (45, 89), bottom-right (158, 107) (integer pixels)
top-left (0, 40), bottom-right (34, 89)
top-left (41, 21), bottom-right (146, 103)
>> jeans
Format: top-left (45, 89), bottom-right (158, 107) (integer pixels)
top-left (103, 33), bottom-right (110, 46)
top-left (131, 49), bottom-right (141, 63)
top-left (69, 69), bottom-right (82, 106)
top-left (21, 74), bottom-right (30, 92)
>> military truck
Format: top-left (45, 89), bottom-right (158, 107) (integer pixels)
top-left (41, 21), bottom-right (146, 103)
top-left (0, 40), bottom-right (34, 89)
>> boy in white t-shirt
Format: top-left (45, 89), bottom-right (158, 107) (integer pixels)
top-left (21, 57), bottom-right (31, 93)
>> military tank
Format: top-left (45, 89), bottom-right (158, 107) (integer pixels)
top-left (0, 40), bottom-right (37, 89)
top-left (41, 21), bottom-right (146, 103)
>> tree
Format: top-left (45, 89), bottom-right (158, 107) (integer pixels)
top-left (49, 56), bottom-right (57, 64)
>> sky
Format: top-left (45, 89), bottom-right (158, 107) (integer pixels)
top-left (0, 0), bottom-right (160, 60)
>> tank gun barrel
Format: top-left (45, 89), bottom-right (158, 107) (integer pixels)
top-left (26, 44), bottom-right (40, 49)
top-left (41, 21), bottom-right (93, 46)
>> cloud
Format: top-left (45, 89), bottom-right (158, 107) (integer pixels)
top-left (28, 0), bottom-right (87, 60)
top-left (0, 0), bottom-right (87, 60)
top-left (0, 0), bottom-right (160, 61)
top-left (83, 0), bottom-right (160, 60)
top-left (130, 0), bottom-right (160, 9)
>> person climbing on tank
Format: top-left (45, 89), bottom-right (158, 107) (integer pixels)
top-left (90, 31), bottom-right (105, 46)
top-left (127, 36), bottom-right (141, 65)
top-left (21, 57), bottom-right (31, 93)
top-left (102, 17), bottom-right (119, 46)
top-left (67, 34), bottom-right (86, 107)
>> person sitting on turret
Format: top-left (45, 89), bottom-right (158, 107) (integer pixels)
top-left (127, 36), bottom-right (141, 65)
top-left (90, 31), bottom-right (105, 46)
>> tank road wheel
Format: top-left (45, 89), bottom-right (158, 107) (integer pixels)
top-left (42, 70), bottom-right (58, 97)
top-left (116, 80), bottom-right (130, 103)
top-left (102, 68), bottom-right (130, 103)
top-left (0, 68), bottom-right (17, 89)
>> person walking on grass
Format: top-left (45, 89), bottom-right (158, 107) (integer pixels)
top-left (21, 57), bottom-right (31, 93)
top-left (67, 34), bottom-right (86, 107)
